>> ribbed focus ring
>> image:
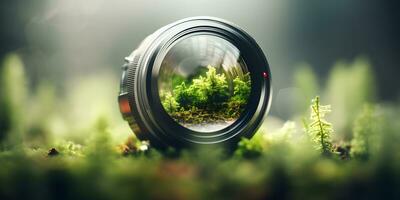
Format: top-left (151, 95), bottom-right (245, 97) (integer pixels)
top-left (125, 52), bottom-right (142, 134)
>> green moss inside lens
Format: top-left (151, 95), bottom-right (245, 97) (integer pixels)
top-left (158, 35), bottom-right (251, 132)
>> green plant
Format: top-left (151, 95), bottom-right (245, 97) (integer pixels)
top-left (174, 65), bottom-right (230, 109)
top-left (203, 65), bottom-right (230, 107)
top-left (234, 135), bottom-right (264, 158)
top-left (173, 82), bottom-right (193, 108)
top-left (55, 140), bottom-right (84, 157)
top-left (0, 54), bottom-right (27, 147)
top-left (163, 65), bottom-right (251, 125)
top-left (307, 96), bottom-right (334, 156)
top-left (161, 92), bottom-right (179, 113)
top-left (86, 117), bottom-right (116, 158)
top-left (232, 73), bottom-right (251, 105)
top-left (350, 104), bottom-right (378, 160)
top-left (2, 53), bottom-right (400, 199)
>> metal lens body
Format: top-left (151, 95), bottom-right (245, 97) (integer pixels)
top-left (119, 17), bottom-right (272, 149)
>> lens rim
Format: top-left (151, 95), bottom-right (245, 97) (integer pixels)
top-left (121, 17), bottom-right (272, 148)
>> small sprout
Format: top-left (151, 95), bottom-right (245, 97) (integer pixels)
top-left (307, 96), bottom-right (334, 156)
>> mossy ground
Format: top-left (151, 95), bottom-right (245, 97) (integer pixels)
top-left (1, 55), bottom-right (400, 199)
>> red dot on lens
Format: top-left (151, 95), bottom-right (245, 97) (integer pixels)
top-left (262, 72), bottom-right (268, 79)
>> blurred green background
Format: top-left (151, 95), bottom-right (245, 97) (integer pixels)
top-left (1, 1), bottom-right (400, 199)
top-left (1, 0), bottom-right (399, 114)
top-left (1, 0), bottom-right (399, 143)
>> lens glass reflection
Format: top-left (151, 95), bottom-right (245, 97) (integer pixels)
top-left (158, 35), bottom-right (251, 132)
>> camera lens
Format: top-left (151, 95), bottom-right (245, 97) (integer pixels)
top-left (119, 17), bottom-right (271, 149)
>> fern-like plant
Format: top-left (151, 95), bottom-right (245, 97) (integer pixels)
top-left (308, 96), bottom-right (334, 156)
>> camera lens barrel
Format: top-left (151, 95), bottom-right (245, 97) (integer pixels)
top-left (119, 17), bottom-right (272, 149)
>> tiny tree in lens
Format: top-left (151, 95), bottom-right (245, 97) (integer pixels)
top-left (160, 65), bottom-right (251, 130)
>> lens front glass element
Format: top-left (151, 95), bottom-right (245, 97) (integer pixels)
top-left (158, 35), bottom-right (251, 132)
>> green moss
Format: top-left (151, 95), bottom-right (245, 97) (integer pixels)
top-left (0, 55), bottom-right (400, 199)
top-left (161, 65), bottom-right (251, 125)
